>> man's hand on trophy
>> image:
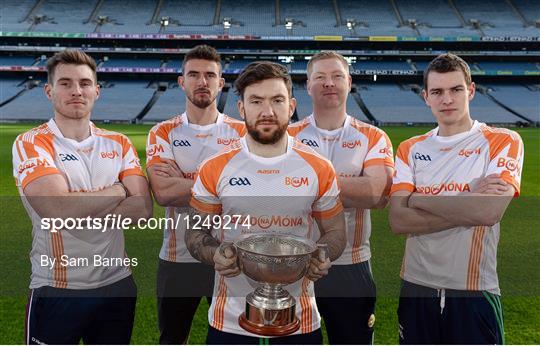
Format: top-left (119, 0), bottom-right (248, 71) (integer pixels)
top-left (214, 243), bottom-right (241, 277)
top-left (306, 243), bottom-right (331, 281)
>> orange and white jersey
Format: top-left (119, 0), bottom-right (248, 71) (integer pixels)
top-left (146, 112), bottom-right (246, 262)
top-left (288, 114), bottom-right (394, 265)
top-left (391, 121), bottom-right (524, 294)
top-left (12, 119), bottom-right (144, 290)
top-left (190, 135), bottom-right (343, 336)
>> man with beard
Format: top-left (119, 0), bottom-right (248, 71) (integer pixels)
top-left (13, 49), bottom-right (152, 344)
top-left (185, 61), bottom-right (347, 344)
top-left (146, 45), bottom-right (246, 344)
top-left (288, 51), bottom-right (394, 344)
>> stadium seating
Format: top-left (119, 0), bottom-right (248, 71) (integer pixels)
top-left (485, 84), bottom-right (540, 123)
top-left (2, 0), bottom-right (539, 37)
top-left (223, 90), bottom-right (241, 120)
top-left (357, 84), bottom-right (436, 123)
top-left (143, 85), bottom-right (187, 121)
top-left (0, 56), bottom-right (37, 66)
top-left (0, 81), bottom-right (53, 120)
top-left (101, 58), bottom-right (163, 68)
top-left (0, 79), bottom-right (28, 106)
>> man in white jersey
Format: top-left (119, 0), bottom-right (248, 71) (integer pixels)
top-left (288, 51), bottom-right (394, 344)
top-left (12, 49), bottom-right (153, 344)
top-left (146, 45), bottom-right (246, 344)
top-left (389, 53), bottom-right (523, 344)
top-left (185, 61), bottom-right (347, 344)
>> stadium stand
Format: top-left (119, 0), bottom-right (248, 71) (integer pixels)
top-left (353, 60), bottom-right (413, 71)
top-left (220, 0), bottom-right (281, 36)
top-left (484, 84), bottom-right (540, 123)
top-left (0, 79), bottom-right (28, 106)
top-left (0, 56), bottom-right (37, 66)
top-left (357, 83), bottom-right (438, 124)
top-left (31, 0), bottom-right (95, 33)
top-left (101, 58), bottom-right (163, 68)
top-left (223, 90), bottom-right (241, 120)
top-left (0, 81), bottom-right (52, 120)
top-left (143, 85), bottom-right (187, 121)
top-left (91, 81), bottom-right (155, 120)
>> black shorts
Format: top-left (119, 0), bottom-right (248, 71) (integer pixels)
top-left (156, 259), bottom-right (215, 344)
top-left (26, 275), bottom-right (137, 345)
top-left (206, 325), bottom-right (323, 345)
top-left (398, 280), bottom-right (504, 344)
top-left (314, 260), bottom-right (376, 344)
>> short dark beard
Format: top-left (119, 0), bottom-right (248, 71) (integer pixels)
top-left (187, 93), bottom-right (216, 109)
top-left (246, 121), bottom-right (288, 145)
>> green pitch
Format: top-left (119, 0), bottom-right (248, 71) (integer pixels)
top-left (0, 123), bottom-right (538, 344)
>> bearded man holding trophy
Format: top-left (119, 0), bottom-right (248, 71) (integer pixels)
top-left (185, 61), bottom-right (346, 345)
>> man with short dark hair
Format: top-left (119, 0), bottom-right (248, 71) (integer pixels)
top-left (146, 44), bottom-right (246, 344)
top-left (390, 53), bottom-right (524, 344)
top-left (185, 61), bottom-right (347, 344)
top-left (13, 49), bottom-right (152, 344)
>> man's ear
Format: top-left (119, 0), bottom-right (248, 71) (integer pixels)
top-left (44, 83), bottom-right (52, 100)
top-left (178, 75), bottom-right (185, 90)
top-left (289, 97), bottom-right (297, 120)
top-left (237, 99), bottom-right (245, 120)
top-left (468, 82), bottom-right (476, 101)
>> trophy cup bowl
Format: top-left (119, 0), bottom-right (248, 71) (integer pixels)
top-left (232, 234), bottom-right (318, 336)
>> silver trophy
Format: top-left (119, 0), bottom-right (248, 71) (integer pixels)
top-left (222, 234), bottom-right (326, 336)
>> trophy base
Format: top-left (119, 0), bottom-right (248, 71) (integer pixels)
top-left (239, 313), bottom-right (300, 336)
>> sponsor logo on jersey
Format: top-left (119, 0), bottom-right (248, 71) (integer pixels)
top-left (173, 139), bottom-right (192, 147)
top-left (379, 147), bottom-right (393, 157)
top-left (285, 176), bottom-right (309, 187)
top-left (129, 158), bottom-right (141, 167)
top-left (18, 158), bottom-right (52, 174)
top-left (416, 181), bottom-right (471, 195)
top-left (229, 177), bottom-right (251, 186)
top-left (147, 144), bottom-right (164, 156)
top-left (76, 146), bottom-right (94, 154)
top-left (414, 152), bottom-right (431, 161)
top-left (497, 157), bottom-right (520, 174)
top-left (257, 169), bottom-right (281, 174)
top-left (250, 215), bottom-right (303, 229)
top-left (195, 133), bottom-right (212, 138)
top-left (339, 172), bottom-right (356, 178)
top-left (100, 150), bottom-right (120, 159)
top-left (301, 138), bottom-right (319, 147)
top-left (59, 153), bottom-right (78, 162)
top-left (322, 136), bottom-right (339, 142)
top-left (458, 148), bottom-right (481, 157)
top-left (439, 147), bottom-right (453, 152)
top-left (217, 138), bottom-right (240, 145)
top-left (342, 140), bottom-right (362, 149)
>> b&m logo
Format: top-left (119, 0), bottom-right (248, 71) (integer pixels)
top-left (100, 150), bottom-right (119, 159)
top-left (229, 177), bottom-right (251, 186)
top-left (173, 139), bottom-right (191, 147)
top-left (59, 153), bottom-right (78, 162)
top-left (459, 148), bottom-right (481, 157)
top-left (414, 152), bottom-right (431, 161)
top-left (147, 144), bottom-right (164, 156)
top-left (285, 177), bottom-right (309, 187)
top-left (416, 182), bottom-right (471, 195)
top-left (217, 138), bottom-right (240, 145)
top-left (342, 140), bottom-right (362, 149)
top-left (250, 215), bottom-right (303, 229)
top-left (497, 157), bottom-right (520, 173)
top-left (18, 158), bottom-right (51, 174)
top-left (301, 139), bottom-right (319, 147)
top-left (129, 158), bottom-right (141, 167)
top-left (379, 147), bottom-right (393, 157)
